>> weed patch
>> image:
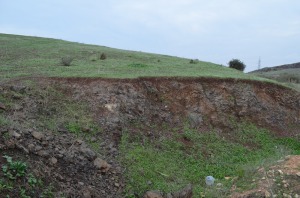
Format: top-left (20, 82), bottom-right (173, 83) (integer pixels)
top-left (0, 155), bottom-right (54, 198)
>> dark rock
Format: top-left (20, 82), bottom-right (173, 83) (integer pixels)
top-left (27, 143), bottom-right (35, 151)
top-left (187, 112), bottom-right (203, 128)
top-left (35, 145), bottom-right (43, 151)
top-left (10, 85), bottom-right (27, 93)
top-left (50, 157), bottom-right (58, 165)
top-left (0, 102), bottom-right (6, 110)
top-left (80, 145), bottom-right (96, 160)
top-left (9, 130), bottom-right (21, 138)
top-left (37, 150), bottom-right (50, 157)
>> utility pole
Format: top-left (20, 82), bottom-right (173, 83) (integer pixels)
top-left (258, 56), bottom-right (261, 70)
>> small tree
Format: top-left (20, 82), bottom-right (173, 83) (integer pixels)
top-left (99, 53), bottom-right (107, 60)
top-left (228, 59), bottom-right (246, 71)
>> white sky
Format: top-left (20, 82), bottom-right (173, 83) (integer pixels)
top-left (1, 0), bottom-right (299, 72)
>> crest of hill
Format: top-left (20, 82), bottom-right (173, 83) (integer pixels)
top-left (0, 33), bottom-right (270, 82)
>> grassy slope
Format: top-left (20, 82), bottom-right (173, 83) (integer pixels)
top-left (0, 33), bottom-right (269, 81)
top-left (120, 121), bottom-right (300, 197)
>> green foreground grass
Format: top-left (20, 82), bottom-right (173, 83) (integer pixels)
top-left (0, 33), bottom-right (269, 82)
top-left (120, 122), bottom-right (300, 197)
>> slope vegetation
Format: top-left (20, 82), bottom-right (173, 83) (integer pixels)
top-left (1, 33), bottom-right (267, 81)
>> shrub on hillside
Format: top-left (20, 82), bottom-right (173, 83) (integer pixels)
top-left (100, 53), bottom-right (107, 60)
top-left (189, 59), bottom-right (199, 64)
top-left (228, 59), bottom-right (246, 71)
top-left (61, 57), bottom-right (74, 66)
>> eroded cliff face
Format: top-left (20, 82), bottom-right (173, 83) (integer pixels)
top-left (52, 77), bottom-right (300, 137)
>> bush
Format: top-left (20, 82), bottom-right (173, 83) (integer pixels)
top-left (228, 59), bottom-right (246, 71)
top-left (61, 57), bottom-right (74, 66)
top-left (100, 53), bottom-right (107, 60)
top-left (189, 59), bottom-right (199, 64)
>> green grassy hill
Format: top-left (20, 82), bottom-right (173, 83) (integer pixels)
top-left (0, 33), bottom-right (266, 81)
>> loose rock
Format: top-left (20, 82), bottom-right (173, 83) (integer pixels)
top-left (9, 130), bottom-right (21, 138)
top-left (0, 102), bottom-right (6, 110)
top-left (93, 158), bottom-right (111, 172)
top-left (32, 131), bottom-right (44, 140)
top-left (143, 191), bottom-right (164, 198)
top-left (50, 157), bottom-right (58, 165)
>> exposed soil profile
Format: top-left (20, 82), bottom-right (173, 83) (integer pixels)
top-left (0, 77), bottom-right (299, 197)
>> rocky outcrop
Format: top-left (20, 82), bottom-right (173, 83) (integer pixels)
top-left (53, 77), bottom-right (299, 137)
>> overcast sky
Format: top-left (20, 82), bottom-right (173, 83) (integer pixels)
top-left (1, 0), bottom-right (299, 72)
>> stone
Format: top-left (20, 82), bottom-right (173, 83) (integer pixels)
top-left (9, 131), bottom-right (21, 138)
top-left (278, 170), bottom-right (284, 175)
top-left (143, 191), bottom-right (163, 198)
top-left (27, 143), bottom-right (35, 151)
top-left (0, 102), bottom-right (6, 110)
top-left (80, 145), bottom-right (96, 160)
top-left (50, 157), bottom-right (58, 165)
top-left (216, 183), bottom-right (223, 189)
top-left (32, 131), bottom-right (44, 140)
top-left (10, 85), bottom-right (26, 93)
top-left (265, 191), bottom-right (271, 197)
top-left (114, 183), bottom-right (120, 187)
top-left (296, 172), bottom-right (300, 177)
top-left (93, 158), bottom-right (111, 172)
top-left (188, 112), bottom-right (203, 127)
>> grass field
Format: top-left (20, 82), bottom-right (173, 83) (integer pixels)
top-left (0, 33), bottom-right (271, 82)
top-left (120, 121), bottom-right (300, 197)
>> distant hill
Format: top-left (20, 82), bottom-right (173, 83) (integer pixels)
top-left (250, 62), bottom-right (300, 73)
top-left (249, 62), bottom-right (300, 91)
